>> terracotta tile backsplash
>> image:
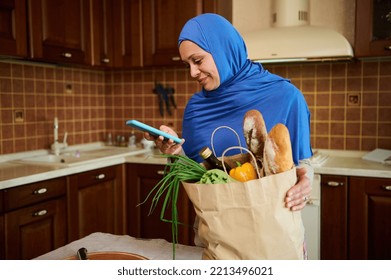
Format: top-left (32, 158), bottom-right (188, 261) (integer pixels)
top-left (0, 59), bottom-right (390, 155)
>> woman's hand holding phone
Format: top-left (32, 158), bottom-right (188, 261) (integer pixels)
top-left (145, 125), bottom-right (184, 155)
top-left (126, 120), bottom-right (184, 155)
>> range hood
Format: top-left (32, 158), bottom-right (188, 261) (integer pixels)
top-left (241, 0), bottom-right (354, 63)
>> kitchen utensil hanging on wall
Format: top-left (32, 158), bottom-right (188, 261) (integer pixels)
top-left (153, 83), bottom-right (176, 116)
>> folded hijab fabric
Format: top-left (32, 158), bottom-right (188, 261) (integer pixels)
top-left (178, 13), bottom-right (312, 164)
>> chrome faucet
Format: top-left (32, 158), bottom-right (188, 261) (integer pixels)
top-left (51, 117), bottom-right (68, 155)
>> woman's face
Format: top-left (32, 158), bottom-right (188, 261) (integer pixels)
top-left (179, 40), bottom-right (220, 91)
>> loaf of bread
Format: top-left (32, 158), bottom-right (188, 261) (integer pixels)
top-left (243, 109), bottom-right (268, 166)
top-left (263, 123), bottom-right (294, 175)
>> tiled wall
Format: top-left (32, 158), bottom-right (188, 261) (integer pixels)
top-left (0, 62), bottom-right (106, 154)
top-left (1, 59), bottom-right (390, 155)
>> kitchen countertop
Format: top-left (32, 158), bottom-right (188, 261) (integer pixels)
top-left (0, 144), bottom-right (390, 190)
top-left (311, 149), bottom-right (391, 178)
top-left (0, 142), bottom-right (167, 190)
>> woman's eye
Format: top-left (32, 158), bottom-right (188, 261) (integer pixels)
top-left (193, 58), bottom-right (202, 65)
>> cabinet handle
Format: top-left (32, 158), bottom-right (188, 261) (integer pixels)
top-left (33, 209), bottom-right (48, 217)
top-left (95, 173), bottom-right (106, 180)
top-left (33, 188), bottom-right (47, 195)
top-left (384, 46), bottom-right (391, 51)
top-left (382, 185), bottom-right (391, 191)
top-left (101, 58), bottom-right (110, 64)
top-left (157, 170), bottom-right (165, 175)
top-left (171, 56), bottom-right (180, 61)
top-left (327, 181), bottom-right (344, 187)
top-left (62, 52), bottom-right (73, 58)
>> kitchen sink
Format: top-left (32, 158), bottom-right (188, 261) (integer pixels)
top-left (15, 146), bottom-right (148, 167)
top-left (18, 153), bottom-right (97, 166)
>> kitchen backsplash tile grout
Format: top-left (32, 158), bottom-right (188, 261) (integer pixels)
top-left (0, 60), bottom-right (390, 155)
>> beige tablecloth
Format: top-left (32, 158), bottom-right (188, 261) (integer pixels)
top-left (35, 232), bottom-right (203, 260)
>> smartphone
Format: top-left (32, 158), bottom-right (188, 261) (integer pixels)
top-left (126, 120), bottom-right (183, 144)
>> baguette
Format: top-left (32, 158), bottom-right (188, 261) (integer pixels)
top-left (263, 123), bottom-right (294, 175)
top-left (243, 109), bottom-right (268, 166)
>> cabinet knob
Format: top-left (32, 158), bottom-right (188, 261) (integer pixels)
top-left (33, 188), bottom-right (48, 195)
top-left (101, 58), bottom-right (110, 64)
top-left (327, 181), bottom-right (344, 187)
top-left (157, 170), bottom-right (165, 175)
top-left (382, 185), bottom-right (391, 191)
top-left (33, 209), bottom-right (48, 217)
top-left (171, 56), bottom-right (181, 61)
top-left (384, 46), bottom-right (391, 51)
top-left (62, 52), bottom-right (73, 58)
top-left (96, 173), bottom-right (106, 180)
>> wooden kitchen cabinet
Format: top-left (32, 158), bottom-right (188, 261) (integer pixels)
top-left (27, 0), bottom-right (92, 65)
top-left (1, 177), bottom-right (67, 260)
top-left (321, 174), bottom-right (391, 260)
top-left (90, 0), bottom-right (143, 68)
top-left (0, 190), bottom-right (3, 213)
top-left (90, 0), bottom-right (114, 68)
top-left (320, 175), bottom-right (348, 260)
top-left (355, 0), bottom-right (391, 57)
top-left (349, 176), bottom-right (391, 259)
top-left (0, 191), bottom-right (4, 259)
top-left (0, 0), bottom-right (27, 57)
top-left (67, 165), bottom-right (126, 242)
top-left (141, 0), bottom-right (232, 67)
top-left (126, 163), bottom-right (195, 245)
top-left (76, 0), bottom-right (233, 69)
top-left (0, 215), bottom-right (4, 260)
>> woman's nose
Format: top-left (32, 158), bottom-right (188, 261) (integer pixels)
top-left (189, 65), bottom-right (200, 78)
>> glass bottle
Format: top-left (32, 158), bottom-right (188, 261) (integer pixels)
top-left (199, 146), bottom-right (232, 172)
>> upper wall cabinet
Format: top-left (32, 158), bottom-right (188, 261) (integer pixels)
top-left (28, 0), bottom-right (92, 65)
top-left (90, 0), bottom-right (114, 68)
top-left (355, 0), bottom-right (391, 57)
top-left (0, 0), bottom-right (232, 68)
top-left (111, 0), bottom-right (143, 68)
top-left (0, 0), bottom-right (27, 57)
top-left (141, 0), bottom-right (232, 67)
top-left (90, 0), bottom-right (142, 68)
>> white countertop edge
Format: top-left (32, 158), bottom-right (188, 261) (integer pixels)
top-left (0, 157), bottom-right (125, 189)
top-left (0, 150), bottom-right (167, 190)
top-left (314, 166), bottom-right (391, 178)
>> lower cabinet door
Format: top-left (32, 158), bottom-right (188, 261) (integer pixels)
top-left (0, 215), bottom-right (4, 259)
top-left (67, 165), bottom-right (125, 241)
top-left (349, 177), bottom-right (391, 260)
top-left (320, 175), bottom-right (348, 260)
top-left (4, 198), bottom-right (67, 260)
top-left (126, 163), bottom-right (195, 246)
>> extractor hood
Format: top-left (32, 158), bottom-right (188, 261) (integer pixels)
top-left (241, 0), bottom-right (354, 63)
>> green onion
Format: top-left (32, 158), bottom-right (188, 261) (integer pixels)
top-left (138, 154), bottom-right (207, 259)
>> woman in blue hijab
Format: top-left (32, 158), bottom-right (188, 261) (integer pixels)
top-left (147, 13), bottom-right (313, 211)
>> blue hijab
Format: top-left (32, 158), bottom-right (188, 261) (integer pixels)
top-left (178, 14), bottom-right (312, 164)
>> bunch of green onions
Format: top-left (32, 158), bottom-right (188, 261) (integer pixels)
top-left (139, 154), bottom-right (206, 259)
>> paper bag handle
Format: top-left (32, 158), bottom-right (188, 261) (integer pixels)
top-left (210, 126), bottom-right (243, 156)
top-left (221, 146), bottom-right (262, 179)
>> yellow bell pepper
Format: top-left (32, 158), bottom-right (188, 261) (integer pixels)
top-left (229, 161), bottom-right (257, 182)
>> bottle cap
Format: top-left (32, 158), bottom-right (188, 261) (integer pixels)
top-left (199, 147), bottom-right (212, 159)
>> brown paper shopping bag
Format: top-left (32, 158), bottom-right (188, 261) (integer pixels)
top-left (182, 151), bottom-right (304, 260)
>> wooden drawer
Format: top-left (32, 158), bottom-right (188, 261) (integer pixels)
top-left (4, 197), bottom-right (67, 259)
top-left (73, 166), bottom-right (116, 188)
top-left (3, 177), bottom-right (66, 211)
